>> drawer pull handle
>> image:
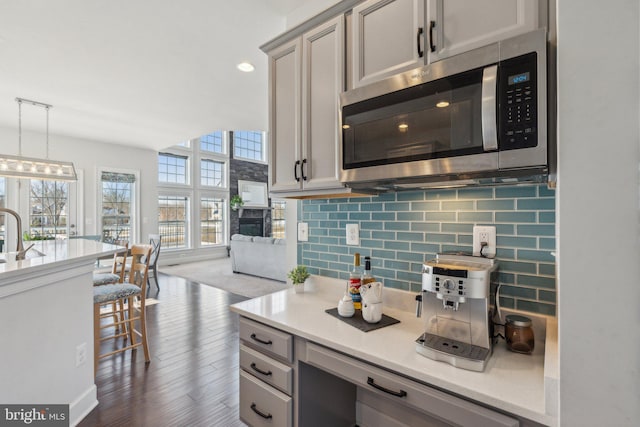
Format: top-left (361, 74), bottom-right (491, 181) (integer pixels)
top-left (250, 403), bottom-right (273, 420)
top-left (250, 333), bottom-right (273, 346)
top-left (367, 376), bottom-right (407, 398)
top-left (250, 362), bottom-right (273, 376)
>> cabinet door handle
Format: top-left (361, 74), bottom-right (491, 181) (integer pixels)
top-left (250, 403), bottom-right (273, 420)
top-left (429, 20), bottom-right (436, 52)
top-left (250, 333), bottom-right (273, 346)
top-left (367, 376), bottom-right (408, 398)
top-left (250, 362), bottom-right (273, 377)
top-left (294, 160), bottom-right (301, 182)
top-left (417, 27), bottom-right (424, 58)
top-left (301, 158), bottom-right (308, 181)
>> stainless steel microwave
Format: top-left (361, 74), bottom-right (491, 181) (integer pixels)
top-left (340, 29), bottom-right (552, 190)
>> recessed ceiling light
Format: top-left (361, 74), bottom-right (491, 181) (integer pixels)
top-left (436, 101), bottom-right (450, 108)
top-left (237, 62), bottom-right (255, 72)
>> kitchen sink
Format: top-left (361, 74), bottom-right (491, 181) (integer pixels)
top-left (0, 249), bottom-right (46, 262)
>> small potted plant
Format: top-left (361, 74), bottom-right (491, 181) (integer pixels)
top-left (230, 195), bottom-right (244, 211)
top-left (287, 265), bottom-right (310, 293)
top-left (230, 194), bottom-right (245, 217)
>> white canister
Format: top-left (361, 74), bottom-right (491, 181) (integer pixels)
top-left (362, 302), bottom-right (382, 323)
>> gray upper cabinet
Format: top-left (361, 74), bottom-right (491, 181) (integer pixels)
top-left (351, 0), bottom-right (542, 88)
top-left (268, 38), bottom-right (302, 193)
top-left (301, 16), bottom-right (344, 191)
top-left (427, 0), bottom-right (540, 62)
top-left (269, 16), bottom-right (345, 194)
top-left (266, 0), bottom-right (545, 196)
top-left (351, 0), bottom-right (425, 88)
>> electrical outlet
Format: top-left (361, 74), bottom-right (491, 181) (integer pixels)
top-left (76, 343), bottom-right (87, 367)
top-left (297, 222), bottom-right (309, 242)
top-left (346, 223), bottom-right (359, 246)
top-left (473, 225), bottom-right (496, 257)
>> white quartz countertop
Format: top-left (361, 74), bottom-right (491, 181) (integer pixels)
top-left (0, 239), bottom-right (121, 284)
top-left (230, 275), bottom-right (558, 426)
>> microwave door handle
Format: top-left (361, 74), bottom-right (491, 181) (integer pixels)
top-left (481, 65), bottom-right (498, 151)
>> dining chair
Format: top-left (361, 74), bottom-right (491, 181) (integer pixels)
top-left (92, 241), bottom-right (129, 285)
top-left (92, 242), bottom-right (128, 330)
top-left (147, 234), bottom-right (162, 292)
top-left (93, 244), bottom-right (152, 376)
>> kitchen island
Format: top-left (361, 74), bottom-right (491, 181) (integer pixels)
top-left (0, 239), bottom-right (121, 426)
top-left (231, 276), bottom-right (558, 427)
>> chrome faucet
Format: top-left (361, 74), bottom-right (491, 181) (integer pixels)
top-left (0, 207), bottom-right (29, 260)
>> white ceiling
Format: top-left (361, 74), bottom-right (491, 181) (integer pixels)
top-left (0, 0), bottom-right (318, 152)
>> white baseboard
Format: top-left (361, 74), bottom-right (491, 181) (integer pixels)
top-left (69, 385), bottom-right (98, 427)
top-left (159, 247), bottom-right (228, 266)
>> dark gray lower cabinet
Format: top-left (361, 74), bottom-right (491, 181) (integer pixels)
top-left (240, 371), bottom-right (293, 427)
top-left (239, 317), bottom-right (543, 427)
top-left (239, 317), bottom-right (294, 427)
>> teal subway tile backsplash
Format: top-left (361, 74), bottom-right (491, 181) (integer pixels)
top-left (495, 186), bottom-right (537, 198)
top-left (397, 191), bottom-right (425, 201)
top-left (457, 187), bottom-right (494, 199)
top-left (299, 184), bottom-right (557, 316)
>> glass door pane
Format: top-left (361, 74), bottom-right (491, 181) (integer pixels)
top-left (28, 180), bottom-right (70, 240)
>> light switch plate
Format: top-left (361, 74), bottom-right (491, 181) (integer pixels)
top-left (297, 222), bottom-right (309, 242)
top-left (346, 223), bottom-right (359, 246)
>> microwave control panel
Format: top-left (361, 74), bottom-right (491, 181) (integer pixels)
top-left (498, 52), bottom-right (538, 150)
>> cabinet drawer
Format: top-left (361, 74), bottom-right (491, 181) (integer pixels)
top-left (240, 317), bottom-right (293, 362)
top-left (306, 343), bottom-right (518, 427)
top-left (240, 344), bottom-right (293, 395)
top-left (240, 370), bottom-right (292, 427)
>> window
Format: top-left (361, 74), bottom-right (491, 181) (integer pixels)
top-left (101, 171), bottom-right (135, 243)
top-left (200, 159), bottom-right (225, 187)
top-left (200, 132), bottom-right (224, 154)
top-left (159, 153), bottom-right (188, 184)
top-left (233, 131), bottom-right (265, 162)
top-left (272, 201), bottom-right (286, 239)
top-left (28, 180), bottom-right (69, 239)
top-left (158, 195), bottom-right (188, 249)
top-left (200, 197), bottom-right (224, 246)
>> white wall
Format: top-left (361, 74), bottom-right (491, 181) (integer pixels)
top-left (557, 1), bottom-right (640, 425)
top-left (285, 0), bottom-right (343, 29)
top-left (0, 126), bottom-right (159, 243)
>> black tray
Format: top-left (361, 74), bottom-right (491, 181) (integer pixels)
top-left (325, 307), bottom-right (400, 332)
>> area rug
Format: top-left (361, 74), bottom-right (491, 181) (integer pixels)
top-left (159, 257), bottom-right (288, 298)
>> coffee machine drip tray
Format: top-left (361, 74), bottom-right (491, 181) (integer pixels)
top-left (416, 332), bottom-right (490, 372)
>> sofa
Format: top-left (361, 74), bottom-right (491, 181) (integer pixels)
top-left (229, 234), bottom-right (287, 282)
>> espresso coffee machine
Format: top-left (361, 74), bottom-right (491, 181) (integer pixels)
top-left (415, 253), bottom-right (499, 371)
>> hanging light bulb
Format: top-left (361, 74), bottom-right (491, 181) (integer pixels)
top-left (0, 98), bottom-right (77, 181)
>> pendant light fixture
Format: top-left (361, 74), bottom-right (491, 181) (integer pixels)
top-left (0, 97), bottom-right (77, 181)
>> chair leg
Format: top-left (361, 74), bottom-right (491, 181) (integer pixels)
top-left (118, 300), bottom-right (127, 337)
top-left (153, 265), bottom-right (159, 291)
top-left (93, 303), bottom-right (100, 377)
top-left (111, 301), bottom-right (119, 333)
top-left (139, 298), bottom-right (151, 363)
top-left (127, 296), bottom-right (137, 347)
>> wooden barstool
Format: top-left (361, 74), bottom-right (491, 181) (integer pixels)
top-left (93, 242), bottom-right (128, 329)
top-left (93, 244), bottom-right (152, 376)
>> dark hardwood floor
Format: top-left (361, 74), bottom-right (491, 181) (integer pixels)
top-left (80, 273), bottom-right (249, 427)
